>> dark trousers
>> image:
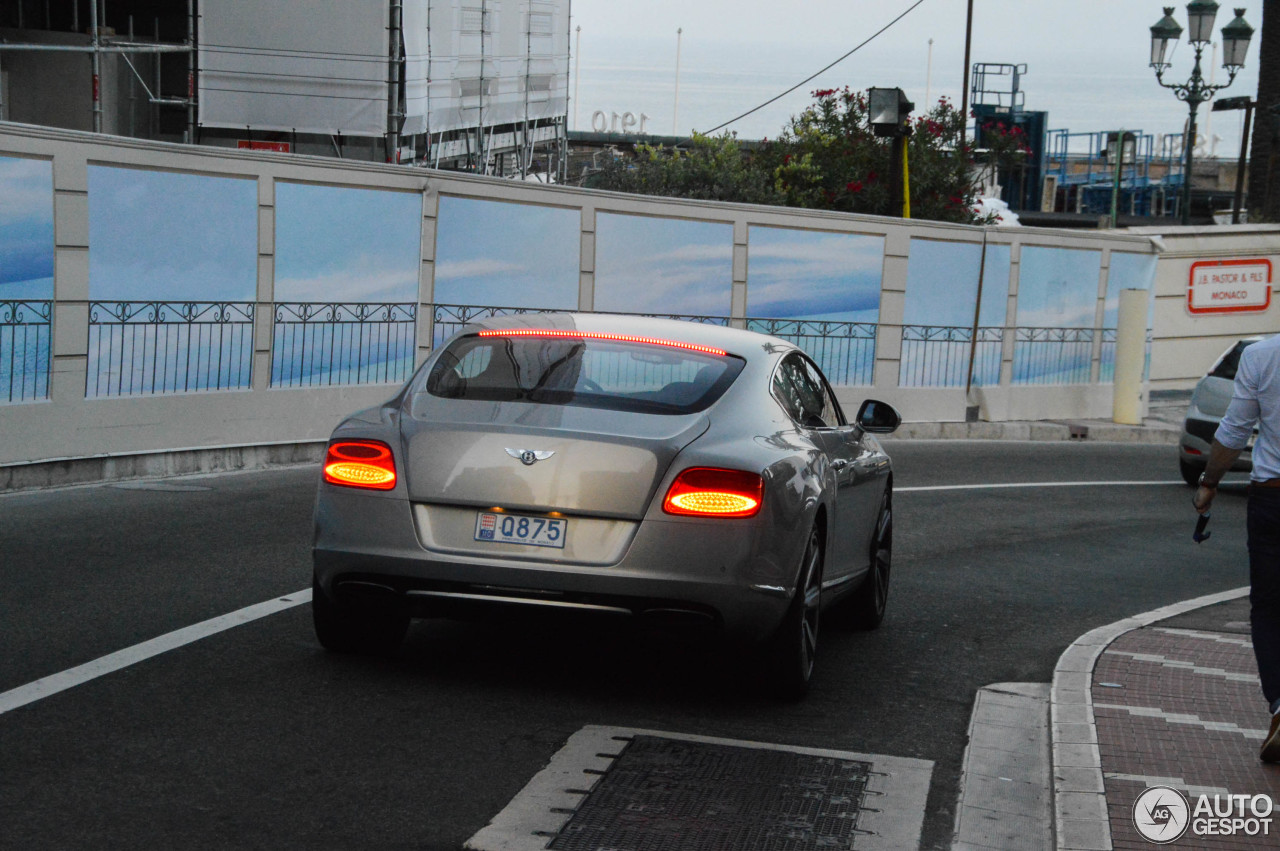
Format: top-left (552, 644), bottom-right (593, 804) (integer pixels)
top-left (1249, 487), bottom-right (1280, 711)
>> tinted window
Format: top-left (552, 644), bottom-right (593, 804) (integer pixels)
top-left (422, 334), bottom-right (744, 415)
top-left (773, 354), bottom-right (841, 428)
top-left (1209, 340), bottom-right (1258, 381)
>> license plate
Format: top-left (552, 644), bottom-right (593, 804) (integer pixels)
top-left (474, 512), bottom-right (567, 549)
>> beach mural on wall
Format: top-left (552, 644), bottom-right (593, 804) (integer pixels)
top-left (274, 183), bottom-right (422, 387)
top-left (900, 239), bottom-right (1011, 387)
top-left (86, 166), bottom-right (257, 396)
top-left (1013, 246), bottom-right (1103, 384)
top-left (745, 226), bottom-right (883, 385)
top-left (0, 156), bottom-right (54, 402)
top-left (433, 196), bottom-right (580, 314)
top-left (1101, 251), bottom-right (1159, 381)
top-left (594, 213), bottom-right (733, 317)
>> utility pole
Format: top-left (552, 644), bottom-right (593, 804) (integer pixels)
top-left (673, 28), bottom-right (683, 135)
top-left (960, 0), bottom-right (974, 144)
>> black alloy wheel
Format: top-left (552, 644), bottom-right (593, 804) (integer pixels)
top-left (768, 523), bottom-right (824, 698)
top-left (846, 485), bottom-right (892, 630)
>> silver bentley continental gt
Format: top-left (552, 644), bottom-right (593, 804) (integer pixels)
top-left (312, 314), bottom-right (899, 694)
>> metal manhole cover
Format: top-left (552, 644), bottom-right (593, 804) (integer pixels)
top-left (549, 735), bottom-right (874, 851)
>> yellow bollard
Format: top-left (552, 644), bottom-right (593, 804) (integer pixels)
top-left (1112, 288), bottom-right (1147, 425)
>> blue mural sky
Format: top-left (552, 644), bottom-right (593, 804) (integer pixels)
top-left (433, 197), bottom-right (579, 309)
top-left (88, 166), bottom-right (257, 301)
top-left (594, 214), bottom-right (733, 316)
top-left (1015, 247), bottom-right (1103, 328)
top-left (903, 239), bottom-right (1010, 328)
top-left (275, 183), bottom-right (421, 303)
top-left (1105, 252), bottom-right (1158, 328)
top-left (0, 156), bottom-right (54, 300)
top-left (747, 228), bottom-right (883, 322)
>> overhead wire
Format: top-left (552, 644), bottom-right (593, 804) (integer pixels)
top-left (697, 0), bottom-right (929, 138)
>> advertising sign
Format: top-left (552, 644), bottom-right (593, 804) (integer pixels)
top-left (1187, 258), bottom-right (1272, 315)
top-left (237, 141), bottom-right (290, 153)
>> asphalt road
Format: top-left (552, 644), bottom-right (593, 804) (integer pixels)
top-left (0, 441), bottom-right (1252, 850)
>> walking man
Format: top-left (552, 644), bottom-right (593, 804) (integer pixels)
top-left (1193, 333), bottom-right (1280, 762)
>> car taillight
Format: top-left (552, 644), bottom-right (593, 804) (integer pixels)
top-left (663, 467), bottom-right (763, 518)
top-left (324, 440), bottom-right (397, 490)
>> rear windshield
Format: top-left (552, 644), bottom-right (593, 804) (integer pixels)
top-left (422, 333), bottom-right (745, 415)
top-left (1209, 340), bottom-right (1258, 381)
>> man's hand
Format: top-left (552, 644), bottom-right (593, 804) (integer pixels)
top-left (1194, 484), bottom-right (1216, 514)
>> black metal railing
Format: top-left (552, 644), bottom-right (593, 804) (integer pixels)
top-left (87, 301), bottom-right (254, 397)
top-left (745, 317), bottom-right (877, 385)
top-left (1, 300), bottom-right (52, 403)
top-left (271, 302), bottom-right (416, 388)
top-left (1098, 327), bottom-right (1118, 383)
top-left (899, 325), bottom-right (1005, 388)
top-left (1012, 326), bottom-right (1095, 385)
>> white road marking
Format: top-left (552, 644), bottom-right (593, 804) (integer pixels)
top-left (898, 480), bottom-right (1185, 493)
top-left (0, 589), bottom-right (311, 716)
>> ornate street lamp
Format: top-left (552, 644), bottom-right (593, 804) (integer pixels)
top-left (1150, 3), bottom-right (1254, 224)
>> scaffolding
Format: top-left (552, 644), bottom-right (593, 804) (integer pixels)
top-left (2, 1), bottom-right (571, 181)
top-left (0, 0), bottom-right (196, 138)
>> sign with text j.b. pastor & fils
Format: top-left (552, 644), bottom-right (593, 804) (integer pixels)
top-left (1187, 258), bottom-right (1272, 315)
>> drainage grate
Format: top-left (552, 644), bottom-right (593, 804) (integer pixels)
top-left (549, 735), bottom-right (875, 851)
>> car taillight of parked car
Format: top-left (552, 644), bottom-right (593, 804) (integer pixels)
top-left (324, 440), bottom-right (397, 490)
top-left (663, 467), bottom-right (763, 518)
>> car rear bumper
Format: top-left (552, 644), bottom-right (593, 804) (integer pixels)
top-left (1179, 416), bottom-right (1254, 469)
top-left (312, 487), bottom-right (796, 643)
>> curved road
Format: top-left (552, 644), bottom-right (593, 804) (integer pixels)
top-left (0, 441), bottom-right (1250, 850)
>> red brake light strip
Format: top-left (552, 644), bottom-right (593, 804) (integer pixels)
top-left (477, 329), bottom-right (727, 357)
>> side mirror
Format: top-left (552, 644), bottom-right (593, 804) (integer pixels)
top-left (855, 399), bottom-right (901, 434)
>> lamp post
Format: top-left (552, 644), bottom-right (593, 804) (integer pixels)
top-left (1149, 3), bottom-right (1254, 225)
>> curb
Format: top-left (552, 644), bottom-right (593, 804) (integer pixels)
top-left (1049, 586), bottom-right (1251, 851)
top-left (0, 441), bottom-right (325, 494)
top-left (887, 421), bottom-right (1180, 444)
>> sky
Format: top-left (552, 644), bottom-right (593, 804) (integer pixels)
top-left (571, 0), bottom-right (1265, 155)
top-left (0, 156), bottom-right (54, 299)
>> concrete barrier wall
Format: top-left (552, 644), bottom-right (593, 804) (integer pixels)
top-left (1129, 225), bottom-right (1280, 391)
top-left (1, 122), bottom-right (1164, 473)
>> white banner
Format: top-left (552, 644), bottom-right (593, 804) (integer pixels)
top-left (199, 0), bottom-right (569, 140)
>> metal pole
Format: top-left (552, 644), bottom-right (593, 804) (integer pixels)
top-left (1109, 129), bottom-right (1125, 228)
top-left (387, 0), bottom-right (403, 163)
top-left (187, 0), bottom-right (195, 144)
top-left (573, 25), bottom-right (581, 132)
top-left (1232, 102), bottom-right (1253, 224)
top-left (964, 231), bottom-right (990, 398)
top-left (924, 38), bottom-right (933, 108)
top-left (672, 27), bottom-right (682, 135)
top-left (960, 0), bottom-right (973, 144)
top-left (90, 0), bottom-right (102, 133)
top-left (1182, 100), bottom-right (1198, 225)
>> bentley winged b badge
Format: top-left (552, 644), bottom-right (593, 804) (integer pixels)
top-left (506, 448), bottom-right (555, 466)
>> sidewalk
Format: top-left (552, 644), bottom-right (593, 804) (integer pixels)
top-left (890, 391), bottom-right (1188, 445)
top-left (1052, 591), bottom-right (1280, 850)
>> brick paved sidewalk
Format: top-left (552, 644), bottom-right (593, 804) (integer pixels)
top-left (1091, 597), bottom-right (1280, 849)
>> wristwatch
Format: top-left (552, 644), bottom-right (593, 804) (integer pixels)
top-left (1198, 472), bottom-right (1219, 489)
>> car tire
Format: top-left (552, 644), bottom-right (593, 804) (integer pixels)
top-left (766, 523), bottom-right (824, 698)
top-left (1179, 457), bottom-right (1204, 488)
top-left (312, 576), bottom-right (409, 656)
top-left (844, 485), bottom-right (892, 631)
